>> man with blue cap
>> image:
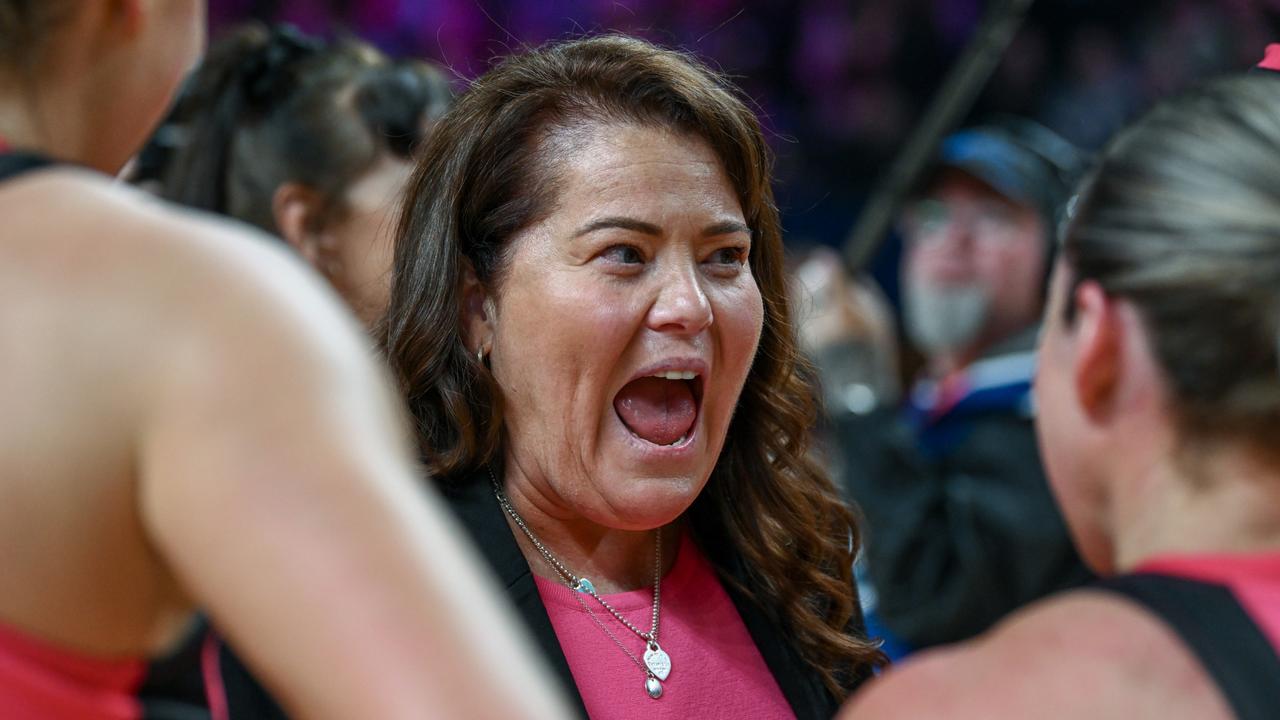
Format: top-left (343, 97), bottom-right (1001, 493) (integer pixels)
top-left (799, 119), bottom-right (1095, 657)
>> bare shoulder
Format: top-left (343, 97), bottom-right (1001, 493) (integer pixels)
top-left (4, 168), bottom-right (370, 367)
top-left (0, 169), bottom-right (398, 651)
top-left (842, 590), bottom-right (1231, 720)
top-left (0, 168), bottom-right (398, 459)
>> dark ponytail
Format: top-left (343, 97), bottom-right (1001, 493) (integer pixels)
top-left (354, 59), bottom-right (453, 160)
top-left (161, 25), bottom-right (318, 216)
top-left (161, 23), bottom-right (452, 235)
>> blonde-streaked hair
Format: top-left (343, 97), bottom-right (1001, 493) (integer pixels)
top-left (1064, 74), bottom-right (1280, 464)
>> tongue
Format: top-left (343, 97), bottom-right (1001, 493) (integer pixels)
top-left (613, 377), bottom-right (696, 446)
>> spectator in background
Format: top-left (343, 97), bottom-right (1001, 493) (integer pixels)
top-left (797, 119), bottom-right (1094, 655)
top-left (846, 71), bottom-right (1280, 720)
top-left (162, 23), bottom-right (452, 326)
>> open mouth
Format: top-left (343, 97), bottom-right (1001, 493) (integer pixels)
top-left (612, 370), bottom-right (704, 447)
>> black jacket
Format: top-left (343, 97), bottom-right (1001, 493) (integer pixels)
top-left (835, 332), bottom-right (1092, 650)
top-left (190, 474), bottom-right (863, 719)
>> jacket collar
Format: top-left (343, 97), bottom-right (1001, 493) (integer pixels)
top-left (443, 476), bottom-right (590, 718)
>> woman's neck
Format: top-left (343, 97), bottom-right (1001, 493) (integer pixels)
top-left (499, 474), bottom-right (682, 594)
top-left (1112, 444), bottom-right (1280, 571)
top-left (0, 79), bottom-right (100, 168)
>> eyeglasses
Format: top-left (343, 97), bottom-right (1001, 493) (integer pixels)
top-left (902, 197), bottom-right (1024, 243)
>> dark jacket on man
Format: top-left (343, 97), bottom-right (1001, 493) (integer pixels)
top-left (837, 329), bottom-right (1093, 650)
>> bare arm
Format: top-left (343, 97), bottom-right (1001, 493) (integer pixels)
top-left (135, 220), bottom-right (571, 720)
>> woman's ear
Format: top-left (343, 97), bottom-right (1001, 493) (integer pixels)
top-left (67, 2), bottom-right (141, 55)
top-left (108, 0), bottom-right (144, 36)
top-left (1071, 280), bottom-right (1121, 423)
top-left (461, 258), bottom-right (494, 359)
top-left (273, 182), bottom-right (336, 271)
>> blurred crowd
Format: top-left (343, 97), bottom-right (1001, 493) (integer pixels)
top-left (208, 0), bottom-right (1279, 244)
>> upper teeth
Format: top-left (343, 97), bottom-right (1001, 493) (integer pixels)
top-left (652, 371), bottom-right (697, 380)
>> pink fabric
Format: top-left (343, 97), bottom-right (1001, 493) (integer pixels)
top-left (1258, 44), bottom-right (1280, 72)
top-left (202, 632), bottom-right (231, 720)
top-left (535, 533), bottom-right (795, 719)
top-left (0, 620), bottom-right (144, 720)
top-left (1136, 551), bottom-right (1280, 652)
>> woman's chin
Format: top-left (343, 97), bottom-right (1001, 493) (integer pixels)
top-left (587, 474), bottom-right (706, 531)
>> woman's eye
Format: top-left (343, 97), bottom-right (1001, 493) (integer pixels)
top-left (709, 247), bottom-right (748, 266)
top-left (601, 245), bottom-right (645, 265)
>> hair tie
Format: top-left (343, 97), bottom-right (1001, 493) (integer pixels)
top-left (241, 24), bottom-right (323, 113)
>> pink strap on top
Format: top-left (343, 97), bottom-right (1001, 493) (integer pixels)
top-left (1136, 551), bottom-right (1280, 652)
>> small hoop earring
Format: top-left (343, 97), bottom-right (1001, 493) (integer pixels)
top-left (476, 345), bottom-right (486, 365)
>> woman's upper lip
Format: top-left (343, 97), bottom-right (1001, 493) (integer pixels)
top-left (623, 357), bottom-right (709, 385)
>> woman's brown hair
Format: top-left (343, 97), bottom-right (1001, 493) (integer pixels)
top-left (381, 34), bottom-right (885, 696)
top-left (1063, 74), bottom-right (1280, 467)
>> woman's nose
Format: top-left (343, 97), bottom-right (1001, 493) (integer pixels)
top-left (647, 262), bottom-right (713, 336)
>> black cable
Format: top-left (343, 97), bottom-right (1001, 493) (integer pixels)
top-left (842, 0), bottom-right (1036, 271)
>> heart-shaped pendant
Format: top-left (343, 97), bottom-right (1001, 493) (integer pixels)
top-left (644, 643), bottom-right (671, 681)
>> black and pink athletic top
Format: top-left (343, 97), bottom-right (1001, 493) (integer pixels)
top-left (0, 621), bottom-right (146, 720)
top-left (1094, 551), bottom-right (1280, 720)
top-left (0, 618), bottom-right (230, 720)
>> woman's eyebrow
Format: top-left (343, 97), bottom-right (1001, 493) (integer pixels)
top-left (703, 220), bottom-right (751, 237)
top-left (573, 216), bottom-right (662, 237)
top-left (572, 217), bottom-right (751, 237)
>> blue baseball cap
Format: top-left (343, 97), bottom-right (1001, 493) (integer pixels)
top-left (924, 119), bottom-right (1088, 234)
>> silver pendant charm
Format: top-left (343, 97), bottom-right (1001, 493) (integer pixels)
top-left (644, 642), bottom-right (672, 681)
top-left (645, 675), bottom-right (663, 699)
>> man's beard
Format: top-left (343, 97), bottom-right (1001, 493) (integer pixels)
top-left (903, 280), bottom-right (989, 355)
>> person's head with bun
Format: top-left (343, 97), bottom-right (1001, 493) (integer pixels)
top-left (1037, 73), bottom-right (1280, 573)
top-left (162, 23), bottom-right (452, 324)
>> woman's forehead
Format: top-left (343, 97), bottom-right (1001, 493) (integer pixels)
top-left (547, 125), bottom-right (739, 215)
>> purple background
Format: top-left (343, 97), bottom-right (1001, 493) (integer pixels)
top-left (207, 0), bottom-right (1279, 252)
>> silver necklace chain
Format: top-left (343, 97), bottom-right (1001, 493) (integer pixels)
top-left (573, 592), bottom-right (649, 672)
top-left (489, 469), bottom-right (672, 698)
top-left (489, 469), bottom-right (661, 642)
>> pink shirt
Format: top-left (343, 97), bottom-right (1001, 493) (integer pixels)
top-left (1136, 551), bottom-right (1280, 651)
top-left (535, 533), bottom-right (795, 719)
